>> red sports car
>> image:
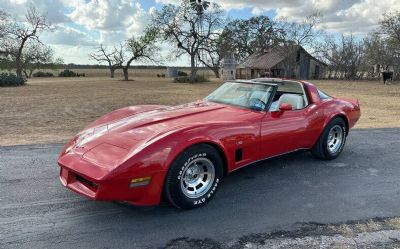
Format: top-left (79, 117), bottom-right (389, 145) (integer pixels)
top-left (58, 78), bottom-right (361, 209)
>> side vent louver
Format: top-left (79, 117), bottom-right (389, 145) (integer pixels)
top-left (235, 148), bottom-right (243, 162)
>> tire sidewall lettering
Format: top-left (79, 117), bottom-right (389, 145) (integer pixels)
top-left (167, 145), bottom-right (223, 209)
top-left (174, 151), bottom-right (220, 206)
top-left (194, 178), bottom-right (219, 205)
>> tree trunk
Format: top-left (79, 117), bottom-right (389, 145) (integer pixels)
top-left (16, 61), bottom-right (23, 78)
top-left (190, 54), bottom-right (197, 83)
top-left (110, 68), bottom-right (115, 78)
top-left (23, 70), bottom-right (29, 79)
top-left (212, 68), bottom-right (220, 78)
top-left (16, 38), bottom-right (27, 79)
top-left (123, 67), bottom-right (129, 81)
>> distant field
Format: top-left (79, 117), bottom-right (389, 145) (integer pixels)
top-left (0, 74), bottom-right (399, 146)
top-left (0, 67), bottom-right (214, 78)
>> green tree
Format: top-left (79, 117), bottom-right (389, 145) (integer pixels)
top-left (220, 16), bottom-right (284, 62)
top-left (121, 27), bottom-right (159, 81)
top-left (153, 0), bottom-right (224, 82)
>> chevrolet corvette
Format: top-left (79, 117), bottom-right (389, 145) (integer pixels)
top-left (58, 78), bottom-right (361, 209)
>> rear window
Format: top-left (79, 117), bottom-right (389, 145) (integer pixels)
top-left (317, 89), bottom-right (331, 100)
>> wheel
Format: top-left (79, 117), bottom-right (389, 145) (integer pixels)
top-left (164, 144), bottom-right (223, 209)
top-left (311, 117), bottom-right (347, 160)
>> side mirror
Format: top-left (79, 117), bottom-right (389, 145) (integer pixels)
top-left (279, 103), bottom-right (293, 112)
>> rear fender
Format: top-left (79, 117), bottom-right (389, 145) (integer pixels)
top-left (323, 112), bottom-right (350, 134)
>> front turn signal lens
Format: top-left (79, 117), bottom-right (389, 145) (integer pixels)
top-left (129, 176), bottom-right (151, 188)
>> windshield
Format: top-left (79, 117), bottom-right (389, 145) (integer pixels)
top-left (205, 82), bottom-right (275, 111)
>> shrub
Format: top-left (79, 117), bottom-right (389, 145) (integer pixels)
top-left (33, 71), bottom-right (54, 77)
top-left (58, 69), bottom-right (85, 77)
top-left (177, 71), bottom-right (188, 77)
top-left (173, 74), bottom-right (210, 83)
top-left (0, 73), bottom-right (26, 87)
top-left (59, 69), bottom-right (77, 77)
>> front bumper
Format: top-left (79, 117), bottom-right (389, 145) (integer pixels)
top-left (58, 152), bottom-right (167, 206)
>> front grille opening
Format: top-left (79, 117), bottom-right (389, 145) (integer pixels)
top-left (75, 174), bottom-right (98, 189)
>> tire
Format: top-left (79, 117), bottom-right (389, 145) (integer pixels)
top-left (164, 144), bottom-right (223, 209)
top-left (311, 117), bottom-right (347, 160)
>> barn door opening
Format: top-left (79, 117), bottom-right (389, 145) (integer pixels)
top-left (314, 65), bottom-right (320, 79)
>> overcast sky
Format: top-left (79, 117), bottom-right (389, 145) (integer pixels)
top-left (1, 0), bottom-right (399, 65)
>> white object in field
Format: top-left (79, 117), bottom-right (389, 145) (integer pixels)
top-left (220, 54), bottom-right (236, 80)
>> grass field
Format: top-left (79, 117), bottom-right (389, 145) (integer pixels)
top-left (1, 75), bottom-right (399, 146)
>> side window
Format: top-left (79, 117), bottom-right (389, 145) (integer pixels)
top-left (269, 82), bottom-right (309, 111)
top-left (317, 89), bottom-right (331, 100)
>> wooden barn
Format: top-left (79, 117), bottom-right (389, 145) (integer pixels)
top-left (237, 45), bottom-right (326, 80)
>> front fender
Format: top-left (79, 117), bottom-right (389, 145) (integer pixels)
top-left (131, 123), bottom-right (231, 172)
top-left (103, 124), bottom-right (231, 206)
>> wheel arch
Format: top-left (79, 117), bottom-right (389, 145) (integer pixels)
top-left (166, 141), bottom-right (229, 176)
top-left (200, 142), bottom-right (229, 176)
top-left (333, 114), bottom-right (349, 135)
top-left (160, 140), bottom-right (229, 208)
top-left (325, 113), bottom-right (349, 136)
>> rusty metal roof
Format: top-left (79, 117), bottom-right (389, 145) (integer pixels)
top-left (238, 45), bottom-right (327, 69)
top-left (238, 47), bottom-right (289, 69)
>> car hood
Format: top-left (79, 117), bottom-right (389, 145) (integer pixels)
top-left (106, 101), bottom-right (226, 133)
top-left (74, 101), bottom-right (250, 151)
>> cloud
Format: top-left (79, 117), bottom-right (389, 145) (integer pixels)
top-left (43, 25), bottom-right (98, 46)
top-left (0, 0), bottom-right (71, 23)
top-left (251, 7), bottom-right (264, 16)
top-left (69, 0), bottom-right (148, 33)
top-left (155, 0), bottom-right (398, 35)
top-left (50, 44), bottom-right (95, 64)
top-left (67, 0), bottom-right (152, 44)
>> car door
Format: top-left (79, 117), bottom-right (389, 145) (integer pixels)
top-left (259, 107), bottom-right (309, 159)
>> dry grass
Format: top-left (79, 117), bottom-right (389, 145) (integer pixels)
top-left (0, 76), bottom-right (399, 146)
top-left (0, 77), bottom-right (221, 146)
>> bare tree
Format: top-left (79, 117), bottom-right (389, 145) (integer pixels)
top-left (153, 0), bottom-right (224, 82)
top-left (198, 32), bottom-right (231, 78)
top-left (278, 13), bottom-right (322, 47)
top-left (363, 34), bottom-right (395, 78)
top-left (372, 11), bottom-right (400, 80)
top-left (319, 34), bottom-right (365, 80)
top-left (20, 43), bottom-right (54, 78)
top-left (277, 13), bottom-right (323, 78)
top-left (0, 10), bottom-right (7, 38)
top-left (120, 28), bottom-right (159, 81)
top-left (89, 44), bottom-right (124, 78)
top-left (197, 39), bottom-right (222, 78)
top-left (2, 6), bottom-right (51, 78)
top-left (0, 10), bottom-right (10, 57)
top-left (380, 11), bottom-right (400, 45)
